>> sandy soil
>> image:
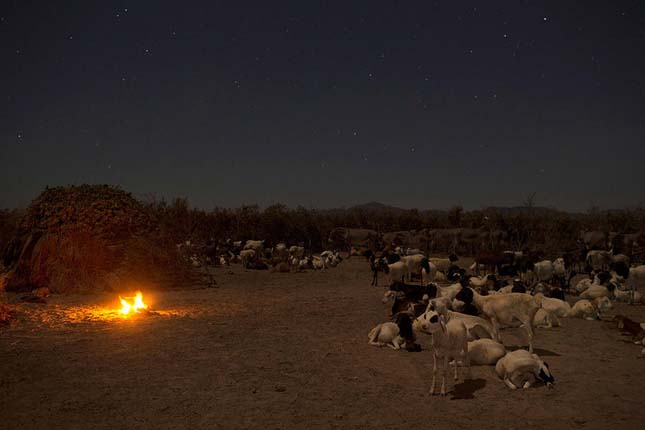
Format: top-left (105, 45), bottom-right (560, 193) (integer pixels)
top-left (2, 259), bottom-right (645, 430)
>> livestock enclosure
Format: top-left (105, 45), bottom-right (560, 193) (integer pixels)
top-left (2, 259), bottom-right (645, 430)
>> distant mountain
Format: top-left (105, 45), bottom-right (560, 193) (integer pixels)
top-left (348, 201), bottom-right (407, 214)
top-left (482, 206), bottom-right (566, 216)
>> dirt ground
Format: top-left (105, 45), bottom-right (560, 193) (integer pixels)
top-left (2, 259), bottom-right (645, 430)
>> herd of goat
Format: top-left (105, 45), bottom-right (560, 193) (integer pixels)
top-left (179, 239), bottom-right (344, 273)
top-left (176, 235), bottom-right (645, 395)
top-left (367, 247), bottom-right (645, 395)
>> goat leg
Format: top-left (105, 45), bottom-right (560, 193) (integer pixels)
top-left (430, 353), bottom-right (437, 395)
top-left (441, 355), bottom-right (448, 396)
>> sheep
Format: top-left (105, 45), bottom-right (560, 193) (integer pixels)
top-left (575, 277), bottom-right (594, 294)
top-left (611, 253), bottom-right (630, 268)
top-left (429, 254), bottom-right (459, 274)
top-left (413, 309), bottom-right (470, 395)
top-left (368, 313), bottom-right (418, 350)
top-left (569, 297), bottom-right (612, 320)
top-left (239, 249), bottom-right (257, 268)
top-left (368, 322), bottom-right (405, 349)
top-left (495, 349), bottom-right (554, 389)
top-left (272, 243), bottom-right (290, 264)
top-left (553, 257), bottom-right (566, 278)
top-left (289, 245), bottom-right (305, 260)
top-left (384, 260), bottom-right (410, 286)
top-left (626, 265), bottom-right (645, 291)
top-left (426, 301), bottom-right (494, 340)
top-left (400, 254), bottom-right (430, 283)
top-left (533, 294), bottom-right (571, 328)
top-left (436, 281), bottom-right (466, 301)
top-left (370, 257), bottom-right (409, 286)
top-left (586, 250), bottom-right (612, 272)
top-left (467, 339), bottom-right (507, 365)
top-left (613, 315), bottom-right (645, 344)
top-left (421, 261), bottom-right (438, 286)
top-left (470, 288), bottom-right (542, 352)
top-left (614, 288), bottom-right (642, 304)
top-left (453, 287), bottom-right (479, 316)
top-left (579, 283), bottom-right (615, 300)
top-left (243, 240), bottom-right (266, 255)
top-left (311, 255), bottom-right (325, 270)
top-left (383, 283), bottom-right (437, 317)
top-left (498, 284), bottom-right (514, 294)
top-left (533, 260), bottom-right (555, 284)
top-left (388, 282), bottom-right (438, 302)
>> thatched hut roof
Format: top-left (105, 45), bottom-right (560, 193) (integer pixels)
top-left (1, 185), bottom-right (193, 293)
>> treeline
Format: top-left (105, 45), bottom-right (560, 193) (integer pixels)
top-left (2, 198), bottom-right (644, 257)
top-left (141, 199), bottom-right (645, 255)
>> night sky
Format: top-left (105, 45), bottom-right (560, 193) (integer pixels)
top-left (2, 1), bottom-right (644, 211)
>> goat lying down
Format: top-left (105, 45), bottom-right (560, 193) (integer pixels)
top-left (467, 339), bottom-right (506, 365)
top-left (368, 313), bottom-right (419, 351)
top-left (569, 297), bottom-right (612, 320)
top-left (495, 349), bottom-right (554, 390)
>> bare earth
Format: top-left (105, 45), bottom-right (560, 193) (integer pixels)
top-left (2, 259), bottom-right (645, 430)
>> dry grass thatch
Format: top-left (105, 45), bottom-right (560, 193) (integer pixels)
top-left (2, 185), bottom-right (195, 293)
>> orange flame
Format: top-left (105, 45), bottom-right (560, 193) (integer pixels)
top-left (119, 291), bottom-right (148, 316)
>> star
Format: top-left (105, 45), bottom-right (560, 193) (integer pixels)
top-left (543, 17), bottom-right (548, 21)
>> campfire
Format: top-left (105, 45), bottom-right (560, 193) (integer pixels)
top-left (119, 291), bottom-right (148, 316)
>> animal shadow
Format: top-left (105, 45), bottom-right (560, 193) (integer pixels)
top-left (507, 346), bottom-right (561, 357)
top-left (451, 378), bottom-right (486, 400)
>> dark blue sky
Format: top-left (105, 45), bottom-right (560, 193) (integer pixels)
top-left (2, 1), bottom-right (644, 211)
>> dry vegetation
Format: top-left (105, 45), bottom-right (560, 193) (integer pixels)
top-left (1, 185), bottom-right (644, 298)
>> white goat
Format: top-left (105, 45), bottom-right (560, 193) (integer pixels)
top-left (239, 249), bottom-right (257, 268)
top-left (533, 260), bottom-right (554, 283)
top-left (495, 349), bottom-right (554, 389)
top-left (614, 288), bottom-right (642, 303)
top-left (467, 339), bottom-right (506, 365)
top-left (553, 257), bottom-right (566, 278)
top-left (436, 283), bottom-right (463, 300)
top-left (413, 309), bottom-right (470, 396)
top-left (471, 289), bottom-right (542, 352)
top-left (422, 262), bottom-right (438, 286)
top-left (586, 250), bottom-right (612, 271)
top-left (401, 254), bottom-right (427, 282)
top-left (383, 261), bottom-right (410, 285)
top-left (368, 322), bottom-right (405, 350)
top-left (579, 284), bottom-right (612, 300)
top-left (426, 300), bottom-right (494, 340)
top-left (569, 297), bottom-right (612, 320)
top-left (533, 294), bottom-right (571, 328)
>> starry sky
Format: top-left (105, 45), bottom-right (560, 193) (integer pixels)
top-left (2, 1), bottom-right (644, 211)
